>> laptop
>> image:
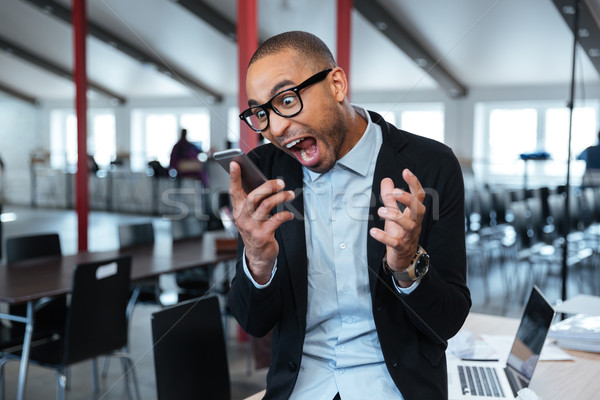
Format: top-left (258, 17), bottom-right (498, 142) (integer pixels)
top-left (448, 286), bottom-right (555, 399)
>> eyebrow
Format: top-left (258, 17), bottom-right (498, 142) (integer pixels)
top-left (247, 78), bottom-right (297, 107)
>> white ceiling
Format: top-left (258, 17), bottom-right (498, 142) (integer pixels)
top-left (0, 0), bottom-right (599, 104)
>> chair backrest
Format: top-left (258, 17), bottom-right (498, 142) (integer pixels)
top-left (64, 255), bottom-right (131, 365)
top-left (118, 222), bottom-right (154, 249)
top-left (509, 200), bottom-right (534, 248)
top-left (6, 232), bottom-right (62, 263)
top-left (171, 216), bottom-right (206, 241)
top-left (151, 296), bottom-right (230, 400)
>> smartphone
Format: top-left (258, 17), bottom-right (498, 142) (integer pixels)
top-left (214, 148), bottom-right (268, 193)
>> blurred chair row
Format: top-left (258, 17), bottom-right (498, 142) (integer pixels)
top-left (1, 219), bottom-right (234, 399)
top-left (466, 185), bottom-right (600, 308)
top-left (0, 233), bottom-right (139, 400)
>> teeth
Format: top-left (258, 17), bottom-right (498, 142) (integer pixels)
top-left (285, 138), bottom-right (303, 149)
top-left (299, 148), bottom-right (311, 162)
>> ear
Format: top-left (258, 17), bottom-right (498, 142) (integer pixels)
top-left (329, 67), bottom-right (348, 103)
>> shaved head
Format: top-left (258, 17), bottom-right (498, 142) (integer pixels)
top-left (249, 31), bottom-right (336, 71)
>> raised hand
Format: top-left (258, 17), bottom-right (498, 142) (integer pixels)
top-left (369, 169), bottom-right (426, 286)
top-left (229, 161), bottom-right (295, 284)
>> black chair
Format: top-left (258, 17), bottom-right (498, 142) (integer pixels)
top-left (171, 216), bottom-right (215, 302)
top-left (118, 222), bottom-right (162, 305)
top-left (0, 256), bottom-right (140, 400)
top-left (0, 233), bottom-right (66, 350)
top-left (151, 295), bottom-right (230, 400)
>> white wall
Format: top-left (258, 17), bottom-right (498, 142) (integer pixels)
top-left (0, 95), bottom-right (41, 205)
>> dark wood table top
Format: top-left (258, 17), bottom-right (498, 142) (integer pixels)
top-left (0, 233), bottom-right (237, 304)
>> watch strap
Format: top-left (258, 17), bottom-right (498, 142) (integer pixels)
top-left (383, 245), bottom-right (427, 282)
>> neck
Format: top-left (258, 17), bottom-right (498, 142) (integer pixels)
top-left (338, 103), bottom-right (367, 159)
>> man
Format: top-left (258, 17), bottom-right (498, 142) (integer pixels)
top-left (169, 128), bottom-right (207, 185)
top-left (227, 31), bottom-right (470, 400)
top-left (578, 130), bottom-right (600, 188)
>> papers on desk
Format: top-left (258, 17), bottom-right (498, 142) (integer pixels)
top-left (548, 314), bottom-right (600, 353)
top-left (554, 294), bottom-right (600, 316)
top-left (446, 329), bottom-right (573, 363)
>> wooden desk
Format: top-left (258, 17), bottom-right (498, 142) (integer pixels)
top-left (0, 231), bottom-right (237, 400)
top-left (243, 312), bottom-right (600, 400)
top-left (463, 313), bottom-right (600, 400)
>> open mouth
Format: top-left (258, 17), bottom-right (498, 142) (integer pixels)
top-left (285, 137), bottom-right (319, 166)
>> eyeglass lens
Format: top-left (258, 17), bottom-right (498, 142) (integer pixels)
top-left (245, 90), bottom-right (302, 131)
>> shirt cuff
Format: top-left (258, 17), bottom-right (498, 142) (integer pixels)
top-left (390, 275), bottom-right (420, 294)
top-left (242, 247), bottom-right (278, 289)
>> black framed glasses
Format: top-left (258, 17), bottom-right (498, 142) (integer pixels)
top-left (239, 68), bottom-right (333, 133)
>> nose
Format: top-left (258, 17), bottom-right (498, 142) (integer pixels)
top-left (267, 111), bottom-right (291, 139)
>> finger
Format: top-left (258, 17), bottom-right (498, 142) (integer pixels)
top-left (403, 169), bottom-right (426, 203)
top-left (262, 210), bottom-right (295, 232)
top-left (377, 206), bottom-right (420, 239)
top-left (245, 179), bottom-right (286, 215)
top-left (369, 227), bottom-right (406, 249)
top-left (390, 189), bottom-right (426, 222)
top-left (380, 177), bottom-right (399, 210)
top-left (251, 190), bottom-right (296, 221)
top-left (229, 161), bottom-right (245, 208)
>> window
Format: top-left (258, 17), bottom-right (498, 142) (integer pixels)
top-left (50, 110), bottom-right (116, 170)
top-left (488, 108), bottom-right (537, 176)
top-left (363, 103), bottom-right (445, 142)
top-left (475, 102), bottom-right (599, 185)
top-left (544, 107), bottom-right (597, 178)
top-left (400, 110), bottom-right (444, 143)
top-left (227, 107), bottom-right (240, 147)
top-left (130, 109), bottom-right (211, 171)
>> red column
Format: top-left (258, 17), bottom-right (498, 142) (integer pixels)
top-left (337, 0), bottom-right (352, 100)
top-left (237, 0), bottom-right (259, 153)
top-left (73, 0), bottom-right (88, 251)
top-left (236, 0), bottom-right (258, 343)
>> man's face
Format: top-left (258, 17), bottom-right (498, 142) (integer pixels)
top-left (246, 50), bottom-right (347, 173)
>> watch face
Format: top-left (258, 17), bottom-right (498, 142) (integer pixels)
top-left (415, 254), bottom-right (430, 277)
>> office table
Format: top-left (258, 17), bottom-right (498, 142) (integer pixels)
top-left (0, 231), bottom-right (237, 400)
top-left (243, 312), bottom-right (600, 400)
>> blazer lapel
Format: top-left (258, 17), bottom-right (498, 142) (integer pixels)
top-left (273, 156), bottom-right (308, 323)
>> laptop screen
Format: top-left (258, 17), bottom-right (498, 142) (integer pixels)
top-left (506, 286), bottom-right (555, 381)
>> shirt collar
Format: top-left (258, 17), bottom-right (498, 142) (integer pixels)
top-left (306, 105), bottom-right (376, 182)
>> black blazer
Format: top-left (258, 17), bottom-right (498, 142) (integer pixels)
top-left (228, 111), bottom-right (471, 400)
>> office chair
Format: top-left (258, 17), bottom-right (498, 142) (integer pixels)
top-left (0, 233), bottom-right (66, 350)
top-left (170, 216), bottom-right (215, 301)
top-left (151, 295), bottom-right (230, 400)
top-left (118, 222), bottom-right (162, 306)
top-left (0, 256), bottom-right (140, 400)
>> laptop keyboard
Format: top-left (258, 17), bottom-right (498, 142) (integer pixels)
top-left (458, 365), bottom-right (506, 397)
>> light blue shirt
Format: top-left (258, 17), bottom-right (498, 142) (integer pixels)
top-left (244, 106), bottom-right (418, 399)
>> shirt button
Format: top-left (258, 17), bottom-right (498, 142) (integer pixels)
top-left (343, 285), bottom-right (350, 292)
top-left (339, 369), bottom-right (345, 374)
top-left (341, 346), bottom-right (346, 352)
top-left (346, 317), bottom-right (354, 324)
top-left (340, 242), bottom-right (346, 249)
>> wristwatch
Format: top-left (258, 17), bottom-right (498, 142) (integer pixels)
top-left (383, 245), bottom-right (430, 282)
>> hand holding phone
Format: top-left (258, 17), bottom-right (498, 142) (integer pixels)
top-left (214, 148), bottom-right (295, 284)
top-left (214, 148), bottom-right (268, 193)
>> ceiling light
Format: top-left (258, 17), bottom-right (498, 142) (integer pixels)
top-left (415, 58), bottom-right (428, 67)
top-left (448, 88), bottom-right (461, 97)
top-left (562, 5), bottom-right (575, 14)
top-left (589, 48), bottom-right (600, 57)
top-left (578, 28), bottom-right (589, 37)
top-left (376, 22), bottom-right (388, 31)
top-left (0, 212), bottom-right (17, 222)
